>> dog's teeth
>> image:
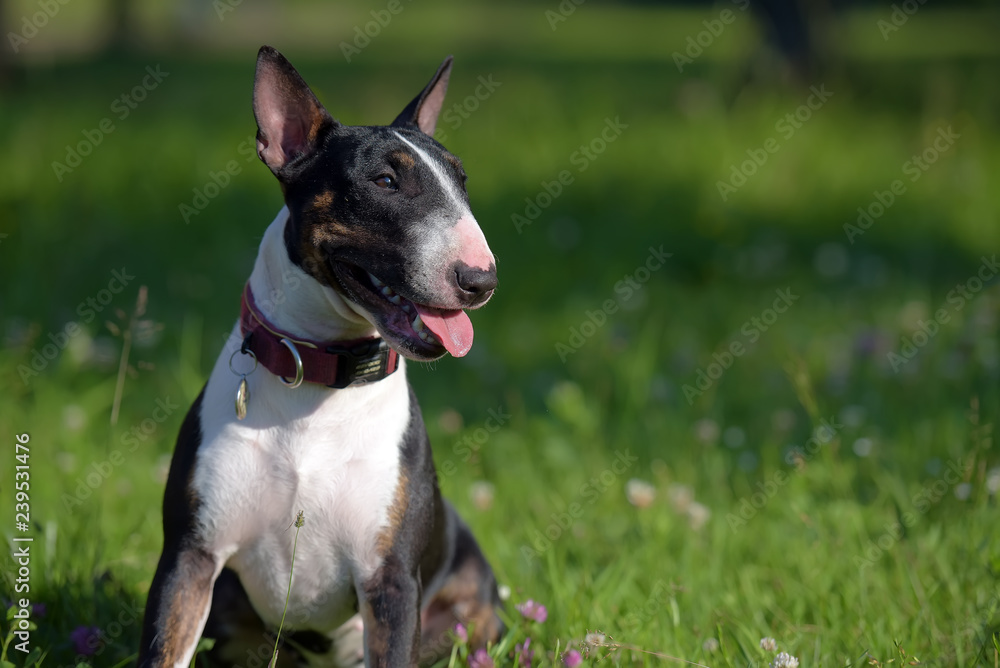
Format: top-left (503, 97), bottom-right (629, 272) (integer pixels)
top-left (368, 273), bottom-right (384, 288)
top-left (418, 330), bottom-right (431, 342)
top-left (401, 303), bottom-right (413, 314)
top-left (380, 285), bottom-right (395, 297)
top-left (389, 295), bottom-right (402, 305)
top-left (412, 314), bottom-right (425, 332)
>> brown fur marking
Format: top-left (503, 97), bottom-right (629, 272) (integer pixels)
top-left (296, 214), bottom-right (371, 286)
top-left (360, 598), bottom-right (390, 659)
top-left (391, 150), bottom-right (416, 170)
top-left (420, 559), bottom-right (500, 658)
top-left (306, 104), bottom-right (326, 144)
top-left (376, 471), bottom-right (410, 555)
top-left (159, 549), bottom-right (216, 665)
top-left (311, 190), bottom-right (335, 211)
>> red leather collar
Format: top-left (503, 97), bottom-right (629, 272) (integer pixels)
top-left (239, 283), bottom-right (399, 389)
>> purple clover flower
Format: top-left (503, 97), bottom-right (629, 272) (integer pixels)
top-left (468, 647), bottom-right (495, 668)
top-left (515, 599), bottom-right (548, 623)
top-left (515, 637), bottom-right (534, 666)
top-left (70, 625), bottom-right (101, 656)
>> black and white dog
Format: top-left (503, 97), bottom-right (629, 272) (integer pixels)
top-left (139, 46), bottom-right (502, 667)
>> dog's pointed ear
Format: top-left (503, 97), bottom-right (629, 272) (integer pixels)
top-left (253, 45), bottom-right (337, 175)
top-left (391, 56), bottom-right (453, 137)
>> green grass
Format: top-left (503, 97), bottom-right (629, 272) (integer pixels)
top-left (1, 3), bottom-right (1000, 667)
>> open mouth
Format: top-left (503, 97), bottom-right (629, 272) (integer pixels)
top-left (331, 262), bottom-right (475, 361)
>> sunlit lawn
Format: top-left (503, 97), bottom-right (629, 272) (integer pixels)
top-left (1, 3), bottom-right (1000, 666)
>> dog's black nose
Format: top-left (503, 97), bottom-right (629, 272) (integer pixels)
top-left (455, 265), bottom-right (497, 301)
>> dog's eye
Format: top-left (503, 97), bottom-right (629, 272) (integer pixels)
top-left (373, 175), bottom-right (397, 190)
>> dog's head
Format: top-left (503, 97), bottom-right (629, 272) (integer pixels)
top-left (252, 46), bottom-right (496, 361)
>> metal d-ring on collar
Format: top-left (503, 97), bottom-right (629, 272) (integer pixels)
top-left (279, 338), bottom-right (304, 388)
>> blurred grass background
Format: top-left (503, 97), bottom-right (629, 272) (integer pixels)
top-left (1, 0), bottom-right (999, 666)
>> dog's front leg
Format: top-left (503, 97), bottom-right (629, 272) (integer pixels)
top-left (138, 544), bottom-right (219, 668)
top-left (359, 555), bottom-right (422, 668)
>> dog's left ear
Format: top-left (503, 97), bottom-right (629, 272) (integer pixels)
top-left (253, 45), bottom-right (337, 175)
top-left (391, 56), bottom-right (453, 137)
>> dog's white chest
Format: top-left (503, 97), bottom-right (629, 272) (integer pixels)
top-left (191, 332), bottom-right (411, 630)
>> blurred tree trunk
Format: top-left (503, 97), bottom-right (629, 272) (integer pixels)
top-left (106, 0), bottom-right (133, 54)
top-left (0, 0), bottom-right (10, 87)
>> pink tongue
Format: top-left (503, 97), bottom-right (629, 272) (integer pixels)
top-left (414, 306), bottom-right (474, 357)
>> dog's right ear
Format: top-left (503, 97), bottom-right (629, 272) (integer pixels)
top-left (253, 46), bottom-right (337, 176)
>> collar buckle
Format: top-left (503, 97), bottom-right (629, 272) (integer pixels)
top-left (327, 339), bottom-right (392, 389)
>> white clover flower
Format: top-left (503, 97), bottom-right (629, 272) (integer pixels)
top-left (987, 467), bottom-right (1000, 495)
top-left (687, 501), bottom-right (711, 531)
top-left (770, 651), bottom-right (799, 668)
top-left (667, 484), bottom-right (694, 513)
top-left (626, 478), bottom-right (656, 508)
top-left (694, 418), bottom-right (720, 443)
top-left (760, 637), bottom-right (777, 652)
top-left (468, 480), bottom-right (495, 510)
